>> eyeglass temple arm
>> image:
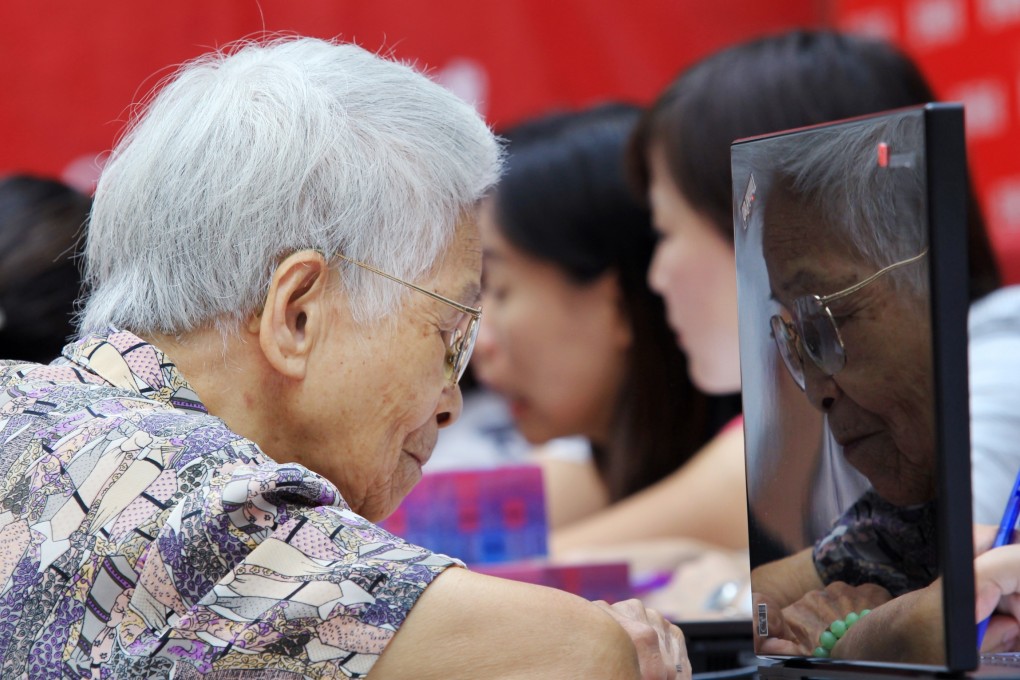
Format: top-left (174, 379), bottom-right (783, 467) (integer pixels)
top-left (336, 253), bottom-right (481, 317)
top-left (816, 248), bottom-right (929, 304)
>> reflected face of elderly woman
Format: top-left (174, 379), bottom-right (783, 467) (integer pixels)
top-left (762, 185), bottom-right (936, 506)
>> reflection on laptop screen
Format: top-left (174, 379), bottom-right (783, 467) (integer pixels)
top-left (731, 104), bottom-right (976, 673)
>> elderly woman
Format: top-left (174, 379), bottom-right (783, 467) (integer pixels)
top-left (0, 38), bottom-right (688, 678)
top-left (760, 117), bottom-right (936, 512)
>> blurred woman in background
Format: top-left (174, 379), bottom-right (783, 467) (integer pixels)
top-left (472, 103), bottom-right (747, 552)
top-left (0, 175), bottom-right (90, 363)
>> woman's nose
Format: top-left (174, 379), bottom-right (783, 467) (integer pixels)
top-left (802, 360), bottom-right (841, 413)
top-left (435, 381), bottom-right (464, 429)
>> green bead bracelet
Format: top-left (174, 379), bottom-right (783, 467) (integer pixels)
top-left (812, 609), bottom-right (871, 658)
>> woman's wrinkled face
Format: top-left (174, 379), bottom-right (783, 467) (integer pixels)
top-left (471, 200), bottom-right (631, 445)
top-left (762, 188), bottom-right (935, 506)
top-left (646, 145), bottom-right (741, 394)
top-left (296, 220), bottom-right (479, 522)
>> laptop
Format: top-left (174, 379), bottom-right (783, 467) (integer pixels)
top-left (729, 103), bottom-right (1006, 677)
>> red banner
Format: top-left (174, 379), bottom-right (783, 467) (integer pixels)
top-left (835, 0), bottom-right (1020, 282)
top-left (1, 1), bottom-right (816, 189)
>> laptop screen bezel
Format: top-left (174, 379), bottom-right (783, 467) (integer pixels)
top-left (730, 103), bottom-right (976, 673)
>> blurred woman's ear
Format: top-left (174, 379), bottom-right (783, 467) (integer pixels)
top-left (591, 271), bottom-right (632, 351)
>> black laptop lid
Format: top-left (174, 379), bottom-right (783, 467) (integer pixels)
top-left (731, 104), bottom-right (975, 672)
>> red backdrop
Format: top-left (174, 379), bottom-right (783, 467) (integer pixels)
top-left (0, 1), bottom-right (818, 186)
top-left (5, 1), bottom-right (1017, 280)
top-left (834, 0), bottom-right (1020, 282)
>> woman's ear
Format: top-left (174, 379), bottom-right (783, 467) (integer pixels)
top-left (253, 250), bottom-right (333, 380)
top-left (594, 271), bottom-right (633, 351)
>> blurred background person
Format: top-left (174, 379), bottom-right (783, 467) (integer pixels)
top-left (471, 103), bottom-right (746, 553)
top-left (0, 174), bottom-right (90, 363)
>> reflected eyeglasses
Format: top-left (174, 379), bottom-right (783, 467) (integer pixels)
top-left (337, 253), bottom-right (481, 386)
top-left (769, 248), bottom-right (928, 390)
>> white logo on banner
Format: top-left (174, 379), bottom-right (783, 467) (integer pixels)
top-left (946, 79), bottom-right (1008, 138)
top-left (61, 153), bottom-right (107, 195)
top-left (990, 176), bottom-right (1020, 231)
top-left (907, 0), bottom-right (967, 46)
top-left (841, 8), bottom-right (897, 40)
top-left (434, 58), bottom-right (490, 117)
top-left (979, 0), bottom-right (1020, 28)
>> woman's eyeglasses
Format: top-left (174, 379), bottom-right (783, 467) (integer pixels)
top-left (769, 248), bottom-right (928, 390)
top-left (336, 254), bottom-right (481, 386)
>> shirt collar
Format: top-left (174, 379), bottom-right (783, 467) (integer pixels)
top-left (61, 329), bottom-right (209, 414)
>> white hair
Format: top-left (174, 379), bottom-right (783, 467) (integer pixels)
top-left (81, 37), bottom-right (502, 336)
top-left (746, 111), bottom-right (929, 296)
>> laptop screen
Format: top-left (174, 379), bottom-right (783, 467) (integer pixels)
top-left (731, 104), bottom-right (976, 673)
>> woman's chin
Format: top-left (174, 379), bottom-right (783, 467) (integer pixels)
top-left (689, 360), bottom-right (741, 395)
top-left (846, 442), bottom-right (936, 507)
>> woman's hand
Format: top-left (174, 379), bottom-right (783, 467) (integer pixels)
top-left (974, 523), bottom-right (1004, 555)
top-left (594, 599), bottom-right (691, 680)
top-left (756, 581), bottom-right (892, 656)
top-left (976, 544), bottom-right (1020, 652)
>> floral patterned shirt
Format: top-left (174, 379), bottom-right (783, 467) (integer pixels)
top-left (813, 489), bottom-right (938, 597)
top-left (0, 330), bottom-right (459, 678)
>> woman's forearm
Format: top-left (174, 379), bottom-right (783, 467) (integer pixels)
top-left (551, 426), bottom-right (749, 555)
top-left (834, 580), bottom-right (945, 665)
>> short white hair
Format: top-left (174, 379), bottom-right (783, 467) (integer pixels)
top-left (742, 112), bottom-right (928, 296)
top-left (81, 37), bottom-right (502, 336)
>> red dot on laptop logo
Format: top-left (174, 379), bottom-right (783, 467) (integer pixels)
top-left (878, 142), bottom-right (889, 168)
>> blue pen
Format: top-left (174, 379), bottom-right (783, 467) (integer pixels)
top-left (976, 468), bottom-right (1020, 650)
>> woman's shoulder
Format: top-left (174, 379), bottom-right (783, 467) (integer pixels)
top-left (970, 284), bottom-right (1020, 337)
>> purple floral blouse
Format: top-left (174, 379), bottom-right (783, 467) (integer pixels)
top-left (813, 489), bottom-right (938, 597)
top-left (0, 330), bottom-right (458, 678)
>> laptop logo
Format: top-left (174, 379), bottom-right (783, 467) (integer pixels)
top-left (877, 141), bottom-right (915, 169)
top-left (757, 602), bottom-right (768, 636)
top-left (740, 174), bottom-right (757, 230)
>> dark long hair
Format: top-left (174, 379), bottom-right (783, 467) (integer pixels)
top-left (495, 103), bottom-right (738, 501)
top-left (629, 29), bottom-right (999, 301)
top-left (0, 175), bottom-right (90, 363)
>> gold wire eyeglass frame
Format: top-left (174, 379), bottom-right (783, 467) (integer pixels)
top-left (769, 247), bottom-right (929, 389)
top-left (336, 253), bottom-right (482, 385)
